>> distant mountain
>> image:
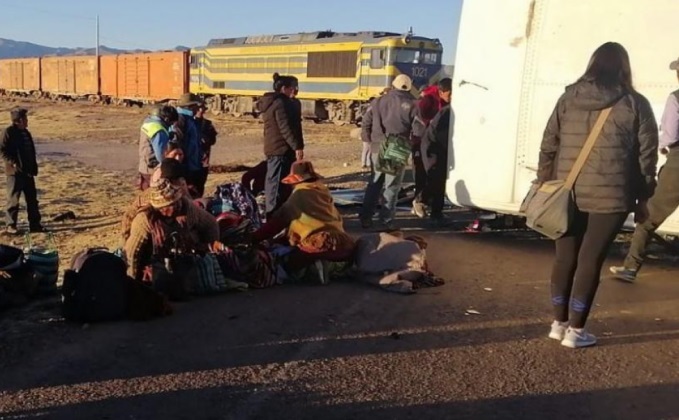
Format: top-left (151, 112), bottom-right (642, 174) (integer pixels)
top-left (0, 38), bottom-right (150, 59)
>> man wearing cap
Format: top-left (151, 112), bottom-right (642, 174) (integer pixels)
top-left (138, 105), bottom-right (178, 191)
top-left (1, 108), bottom-right (44, 234)
top-left (172, 93), bottom-right (204, 198)
top-left (610, 58), bottom-right (679, 282)
top-left (360, 74), bottom-right (417, 229)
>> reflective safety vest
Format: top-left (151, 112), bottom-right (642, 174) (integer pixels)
top-left (139, 119), bottom-right (168, 174)
top-left (141, 120), bottom-right (168, 139)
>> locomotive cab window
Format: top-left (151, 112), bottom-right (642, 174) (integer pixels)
top-left (370, 49), bottom-right (385, 69)
top-left (390, 49), bottom-right (441, 65)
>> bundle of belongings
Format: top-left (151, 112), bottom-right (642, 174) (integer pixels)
top-left (195, 182), bottom-right (263, 246)
top-left (61, 247), bottom-right (173, 323)
top-left (354, 232), bottom-right (445, 294)
top-left (0, 244), bottom-right (39, 309)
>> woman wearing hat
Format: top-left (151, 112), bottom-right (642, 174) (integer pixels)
top-left (252, 161), bottom-right (355, 283)
top-left (125, 179), bottom-right (219, 281)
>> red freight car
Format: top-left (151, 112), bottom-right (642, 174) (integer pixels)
top-left (101, 51), bottom-right (189, 104)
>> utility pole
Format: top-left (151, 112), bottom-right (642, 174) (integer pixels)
top-left (96, 14), bottom-right (100, 95)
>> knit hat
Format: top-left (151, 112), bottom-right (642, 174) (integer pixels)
top-left (282, 160), bottom-right (323, 185)
top-left (149, 179), bottom-right (183, 209)
top-left (392, 74), bottom-right (413, 92)
top-left (670, 57), bottom-right (679, 71)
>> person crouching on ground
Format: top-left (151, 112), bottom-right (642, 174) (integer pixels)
top-left (121, 158), bottom-right (190, 244)
top-left (124, 179), bottom-right (219, 281)
top-left (252, 161), bottom-right (355, 284)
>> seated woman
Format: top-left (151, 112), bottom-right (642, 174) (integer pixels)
top-left (121, 158), bottom-right (189, 243)
top-left (124, 179), bottom-right (220, 281)
top-left (252, 161), bottom-right (355, 284)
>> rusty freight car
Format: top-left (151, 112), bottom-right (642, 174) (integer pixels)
top-left (101, 51), bottom-right (189, 105)
top-left (0, 58), bottom-right (42, 96)
top-left (40, 56), bottom-right (99, 99)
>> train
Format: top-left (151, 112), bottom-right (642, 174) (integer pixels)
top-left (0, 30), bottom-right (444, 123)
top-left (0, 52), bottom-right (190, 105)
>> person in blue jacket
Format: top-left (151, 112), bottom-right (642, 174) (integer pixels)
top-left (172, 93), bottom-right (204, 198)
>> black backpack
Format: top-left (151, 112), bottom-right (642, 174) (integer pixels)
top-left (61, 248), bottom-right (128, 323)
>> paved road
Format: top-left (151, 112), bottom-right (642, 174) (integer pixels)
top-left (1, 218), bottom-right (679, 420)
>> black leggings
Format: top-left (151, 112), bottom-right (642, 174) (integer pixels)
top-left (551, 210), bottom-right (627, 328)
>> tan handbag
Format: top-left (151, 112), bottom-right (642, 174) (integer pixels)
top-left (522, 106), bottom-right (613, 239)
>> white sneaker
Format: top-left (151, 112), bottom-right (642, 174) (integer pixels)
top-left (561, 327), bottom-right (597, 349)
top-left (548, 321), bottom-right (568, 341)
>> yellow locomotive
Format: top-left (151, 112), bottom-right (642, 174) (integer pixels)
top-left (190, 30), bottom-right (444, 123)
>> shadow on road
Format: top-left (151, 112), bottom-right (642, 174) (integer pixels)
top-left (3, 379), bottom-right (679, 419)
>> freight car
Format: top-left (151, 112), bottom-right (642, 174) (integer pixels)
top-left (0, 58), bottom-right (41, 96)
top-left (0, 51), bottom-right (190, 105)
top-left (190, 30), bottom-right (444, 123)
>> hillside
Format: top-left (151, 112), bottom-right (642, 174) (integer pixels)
top-left (0, 38), bottom-right (156, 58)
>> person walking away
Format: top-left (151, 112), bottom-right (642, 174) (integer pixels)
top-left (257, 73), bottom-right (304, 218)
top-left (173, 93), bottom-right (204, 198)
top-left (195, 100), bottom-right (218, 197)
top-left (610, 57), bottom-right (679, 282)
top-left (360, 75), bottom-right (417, 230)
top-left (1, 108), bottom-right (45, 234)
top-left (411, 78), bottom-right (452, 218)
top-left (537, 42), bottom-right (658, 348)
top-left (138, 105), bottom-right (178, 191)
top-left (421, 104), bottom-right (453, 226)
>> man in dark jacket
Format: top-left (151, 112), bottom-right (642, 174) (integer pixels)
top-left (411, 78), bottom-right (452, 218)
top-left (195, 101), bottom-right (218, 197)
top-left (421, 104), bottom-right (453, 225)
top-left (1, 108), bottom-right (44, 234)
top-left (257, 78), bottom-right (304, 217)
top-left (172, 93), bottom-right (203, 198)
top-left (360, 75), bottom-right (417, 229)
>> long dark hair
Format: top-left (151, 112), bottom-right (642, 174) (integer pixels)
top-left (273, 72), bottom-right (298, 92)
top-left (578, 42), bottom-right (634, 91)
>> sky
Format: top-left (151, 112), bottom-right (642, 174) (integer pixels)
top-left (0, 0), bottom-right (463, 64)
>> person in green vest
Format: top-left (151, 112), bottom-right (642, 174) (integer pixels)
top-left (138, 105), bottom-right (178, 190)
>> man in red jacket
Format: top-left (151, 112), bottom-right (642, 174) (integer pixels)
top-left (411, 78), bottom-right (452, 218)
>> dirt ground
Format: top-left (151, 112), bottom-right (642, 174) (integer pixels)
top-left (1, 98), bottom-right (679, 420)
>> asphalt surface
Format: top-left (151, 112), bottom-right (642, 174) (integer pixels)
top-left (1, 215), bottom-right (679, 420)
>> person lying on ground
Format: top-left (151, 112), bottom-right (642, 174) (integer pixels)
top-left (124, 180), bottom-right (219, 281)
top-left (252, 161), bottom-right (355, 283)
top-left (121, 159), bottom-right (190, 242)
